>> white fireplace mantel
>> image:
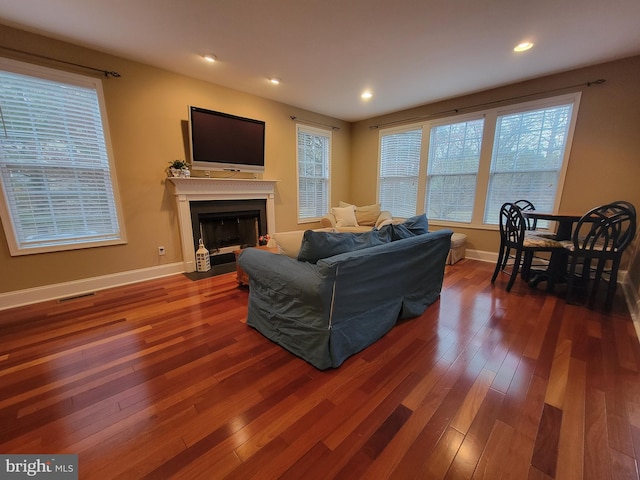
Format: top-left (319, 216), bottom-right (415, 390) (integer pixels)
top-left (166, 177), bottom-right (277, 272)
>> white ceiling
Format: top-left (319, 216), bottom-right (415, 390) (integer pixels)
top-left (1, 0), bottom-right (640, 122)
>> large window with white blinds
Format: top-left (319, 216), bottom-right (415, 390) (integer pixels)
top-left (378, 93), bottom-right (580, 228)
top-left (483, 103), bottom-right (574, 224)
top-left (0, 58), bottom-right (126, 255)
top-left (296, 124), bottom-right (330, 222)
top-left (379, 128), bottom-right (422, 218)
top-left (425, 117), bottom-right (484, 222)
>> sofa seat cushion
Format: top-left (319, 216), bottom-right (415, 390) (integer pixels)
top-left (297, 229), bottom-right (389, 264)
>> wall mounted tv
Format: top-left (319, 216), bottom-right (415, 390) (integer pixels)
top-left (188, 106), bottom-right (265, 173)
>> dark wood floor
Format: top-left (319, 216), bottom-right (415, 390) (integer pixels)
top-left (1, 260), bottom-right (639, 479)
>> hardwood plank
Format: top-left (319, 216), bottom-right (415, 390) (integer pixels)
top-left (422, 426), bottom-right (465, 480)
top-left (502, 429), bottom-right (537, 480)
top-left (450, 368), bottom-right (496, 434)
top-left (0, 261), bottom-right (639, 479)
top-left (531, 403), bottom-right (563, 477)
top-left (333, 404), bottom-right (413, 478)
top-left (556, 357), bottom-right (586, 480)
top-left (544, 337), bottom-right (572, 409)
top-left (472, 419), bottom-right (515, 479)
top-left (278, 441), bottom-right (333, 480)
top-left (514, 372), bottom-right (547, 442)
top-left (608, 448), bottom-right (638, 480)
top-left (444, 387), bottom-right (506, 480)
top-left (630, 425), bottom-right (640, 474)
top-left (584, 387), bottom-right (612, 480)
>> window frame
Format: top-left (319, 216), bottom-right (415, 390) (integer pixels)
top-left (377, 124), bottom-right (424, 218)
top-left (423, 113), bottom-right (486, 224)
top-left (378, 92), bottom-right (581, 230)
top-left (0, 57), bottom-right (127, 256)
top-left (481, 96), bottom-right (580, 226)
top-left (295, 123), bottom-right (331, 224)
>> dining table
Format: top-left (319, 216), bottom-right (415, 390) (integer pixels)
top-left (521, 211), bottom-right (583, 291)
top-left (521, 211), bottom-right (583, 241)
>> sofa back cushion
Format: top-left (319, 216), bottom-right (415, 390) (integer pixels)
top-left (378, 214), bottom-right (429, 241)
top-left (338, 201), bottom-right (381, 226)
top-left (272, 227), bottom-right (334, 258)
top-left (297, 229), bottom-right (389, 264)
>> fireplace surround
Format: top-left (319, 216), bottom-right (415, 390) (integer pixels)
top-left (167, 177), bottom-right (277, 272)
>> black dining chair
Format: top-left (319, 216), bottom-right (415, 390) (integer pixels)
top-left (513, 199), bottom-right (556, 276)
top-left (491, 202), bottom-right (564, 292)
top-left (564, 201), bottom-right (636, 310)
top-left (514, 199), bottom-right (538, 230)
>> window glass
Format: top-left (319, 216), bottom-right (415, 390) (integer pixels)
top-left (379, 128), bottom-right (422, 218)
top-left (425, 118), bottom-right (484, 222)
top-left (484, 104), bottom-right (573, 224)
top-left (297, 125), bottom-right (330, 222)
top-left (377, 93), bottom-right (579, 227)
top-left (0, 59), bottom-right (125, 255)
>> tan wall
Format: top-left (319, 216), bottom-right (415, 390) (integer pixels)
top-left (351, 55), bottom-right (640, 285)
top-left (2, 23), bottom-right (639, 300)
top-left (0, 25), bottom-right (350, 293)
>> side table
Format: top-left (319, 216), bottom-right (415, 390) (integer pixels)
top-left (234, 245), bottom-right (278, 286)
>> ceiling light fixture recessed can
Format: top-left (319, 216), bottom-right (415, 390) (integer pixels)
top-left (361, 91), bottom-right (373, 100)
top-left (269, 78), bottom-right (281, 85)
top-left (514, 42), bottom-right (534, 52)
top-left (203, 54), bottom-right (217, 63)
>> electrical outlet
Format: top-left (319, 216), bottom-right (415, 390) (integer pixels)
top-left (158, 246), bottom-right (166, 256)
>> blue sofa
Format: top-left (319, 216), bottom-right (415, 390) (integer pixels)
top-left (238, 226), bottom-right (452, 369)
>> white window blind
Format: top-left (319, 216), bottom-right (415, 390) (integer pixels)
top-left (297, 125), bottom-right (330, 221)
top-left (0, 60), bottom-right (125, 255)
top-left (379, 128), bottom-right (422, 218)
top-left (484, 103), bottom-right (574, 224)
top-left (425, 118), bottom-right (484, 222)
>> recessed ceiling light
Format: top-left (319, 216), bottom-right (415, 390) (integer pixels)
top-left (269, 78), bottom-right (281, 85)
top-left (514, 42), bottom-right (534, 52)
top-left (361, 91), bottom-right (373, 100)
top-left (203, 54), bottom-right (217, 63)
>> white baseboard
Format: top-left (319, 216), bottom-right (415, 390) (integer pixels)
top-left (465, 248), bottom-right (497, 263)
top-left (0, 262), bottom-right (185, 311)
top-left (621, 273), bottom-right (640, 339)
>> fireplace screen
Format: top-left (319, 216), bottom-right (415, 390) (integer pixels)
top-left (189, 199), bottom-right (267, 266)
top-left (198, 213), bottom-right (259, 254)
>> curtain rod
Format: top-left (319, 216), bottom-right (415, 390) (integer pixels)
top-left (290, 115), bottom-right (340, 130)
top-left (0, 45), bottom-right (121, 78)
top-left (369, 78), bottom-right (606, 129)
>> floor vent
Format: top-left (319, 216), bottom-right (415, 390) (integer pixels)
top-left (58, 292), bottom-right (96, 303)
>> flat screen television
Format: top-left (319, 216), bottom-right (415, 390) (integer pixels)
top-left (188, 106), bottom-right (265, 173)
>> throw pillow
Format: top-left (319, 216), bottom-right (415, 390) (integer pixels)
top-left (378, 214), bottom-right (429, 240)
top-left (331, 205), bottom-right (359, 227)
top-left (339, 201), bottom-right (381, 226)
top-left (297, 230), bottom-right (388, 264)
top-left (402, 214), bottom-right (429, 234)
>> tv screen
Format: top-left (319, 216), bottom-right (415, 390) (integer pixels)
top-left (189, 106), bottom-right (265, 173)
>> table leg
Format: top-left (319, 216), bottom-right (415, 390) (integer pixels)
top-left (528, 249), bottom-right (569, 292)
